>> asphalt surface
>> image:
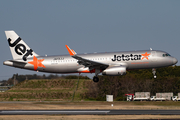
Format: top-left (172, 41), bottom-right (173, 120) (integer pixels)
top-left (1, 110), bottom-right (180, 115)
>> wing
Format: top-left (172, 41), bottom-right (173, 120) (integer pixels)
top-left (65, 45), bottom-right (109, 70)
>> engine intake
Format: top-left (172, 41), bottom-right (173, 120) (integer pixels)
top-left (102, 66), bottom-right (126, 76)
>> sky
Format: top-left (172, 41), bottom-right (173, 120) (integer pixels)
top-left (0, 0), bottom-right (180, 80)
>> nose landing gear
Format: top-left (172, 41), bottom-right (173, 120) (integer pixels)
top-left (152, 68), bottom-right (156, 78)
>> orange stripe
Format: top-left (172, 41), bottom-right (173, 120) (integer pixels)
top-left (80, 69), bottom-right (96, 73)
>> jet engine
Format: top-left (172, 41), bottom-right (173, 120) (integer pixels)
top-left (102, 66), bottom-right (126, 76)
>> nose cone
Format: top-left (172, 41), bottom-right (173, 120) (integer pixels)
top-left (173, 58), bottom-right (178, 65)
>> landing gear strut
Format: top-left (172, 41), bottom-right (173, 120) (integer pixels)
top-left (93, 76), bottom-right (99, 82)
top-left (152, 68), bottom-right (156, 78)
top-left (93, 69), bottom-right (100, 82)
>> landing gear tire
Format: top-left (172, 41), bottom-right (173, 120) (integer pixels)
top-left (152, 68), bottom-right (156, 79)
top-left (93, 76), bottom-right (99, 82)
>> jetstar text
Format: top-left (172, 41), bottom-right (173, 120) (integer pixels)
top-left (112, 54), bottom-right (142, 61)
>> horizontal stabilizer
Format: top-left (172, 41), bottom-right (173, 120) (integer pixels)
top-left (3, 60), bottom-right (27, 68)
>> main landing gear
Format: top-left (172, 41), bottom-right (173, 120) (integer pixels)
top-left (93, 69), bottom-right (101, 82)
top-left (93, 76), bottom-right (99, 82)
top-left (152, 68), bottom-right (156, 78)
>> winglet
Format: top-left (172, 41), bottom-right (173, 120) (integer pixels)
top-left (65, 45), bottom-right (77, 56)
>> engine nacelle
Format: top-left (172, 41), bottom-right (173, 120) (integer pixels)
top-left (102, 66), bottom-right (126, 76)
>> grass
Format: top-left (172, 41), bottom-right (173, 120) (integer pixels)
top-left (0, 79), bottom-right (91, 101)
top-left (3, 78), bottom-right (180, 106)
top-left (31, 100), bottom-right (180, 106)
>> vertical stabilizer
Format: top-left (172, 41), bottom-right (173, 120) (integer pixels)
top-left (5, 31), bottom-right (38, 61)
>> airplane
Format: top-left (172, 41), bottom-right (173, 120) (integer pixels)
top-left (3, 31), bottom-right (178, 82)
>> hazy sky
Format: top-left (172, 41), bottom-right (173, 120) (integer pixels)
top-left (0, 1), bottom-right (180, 80)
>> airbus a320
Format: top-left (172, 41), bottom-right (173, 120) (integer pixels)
top-left (3, 31), bottom-right (178, 82)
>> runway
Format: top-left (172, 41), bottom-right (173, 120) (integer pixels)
top-left (1, 110), bottom-right (180, 115)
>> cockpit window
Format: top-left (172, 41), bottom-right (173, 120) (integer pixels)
top-left (162, 53), bottom-right (171, 57)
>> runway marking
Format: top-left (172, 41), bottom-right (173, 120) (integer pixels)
top-left (2, 110), bottom-right (110, 113)
top-left (1, 110), bottom-right (180, 115)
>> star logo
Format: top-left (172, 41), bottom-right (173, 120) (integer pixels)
top-left (28, 56), bottom-right (46, 71)
top-left (141, 52), bottom-right (150, 60)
